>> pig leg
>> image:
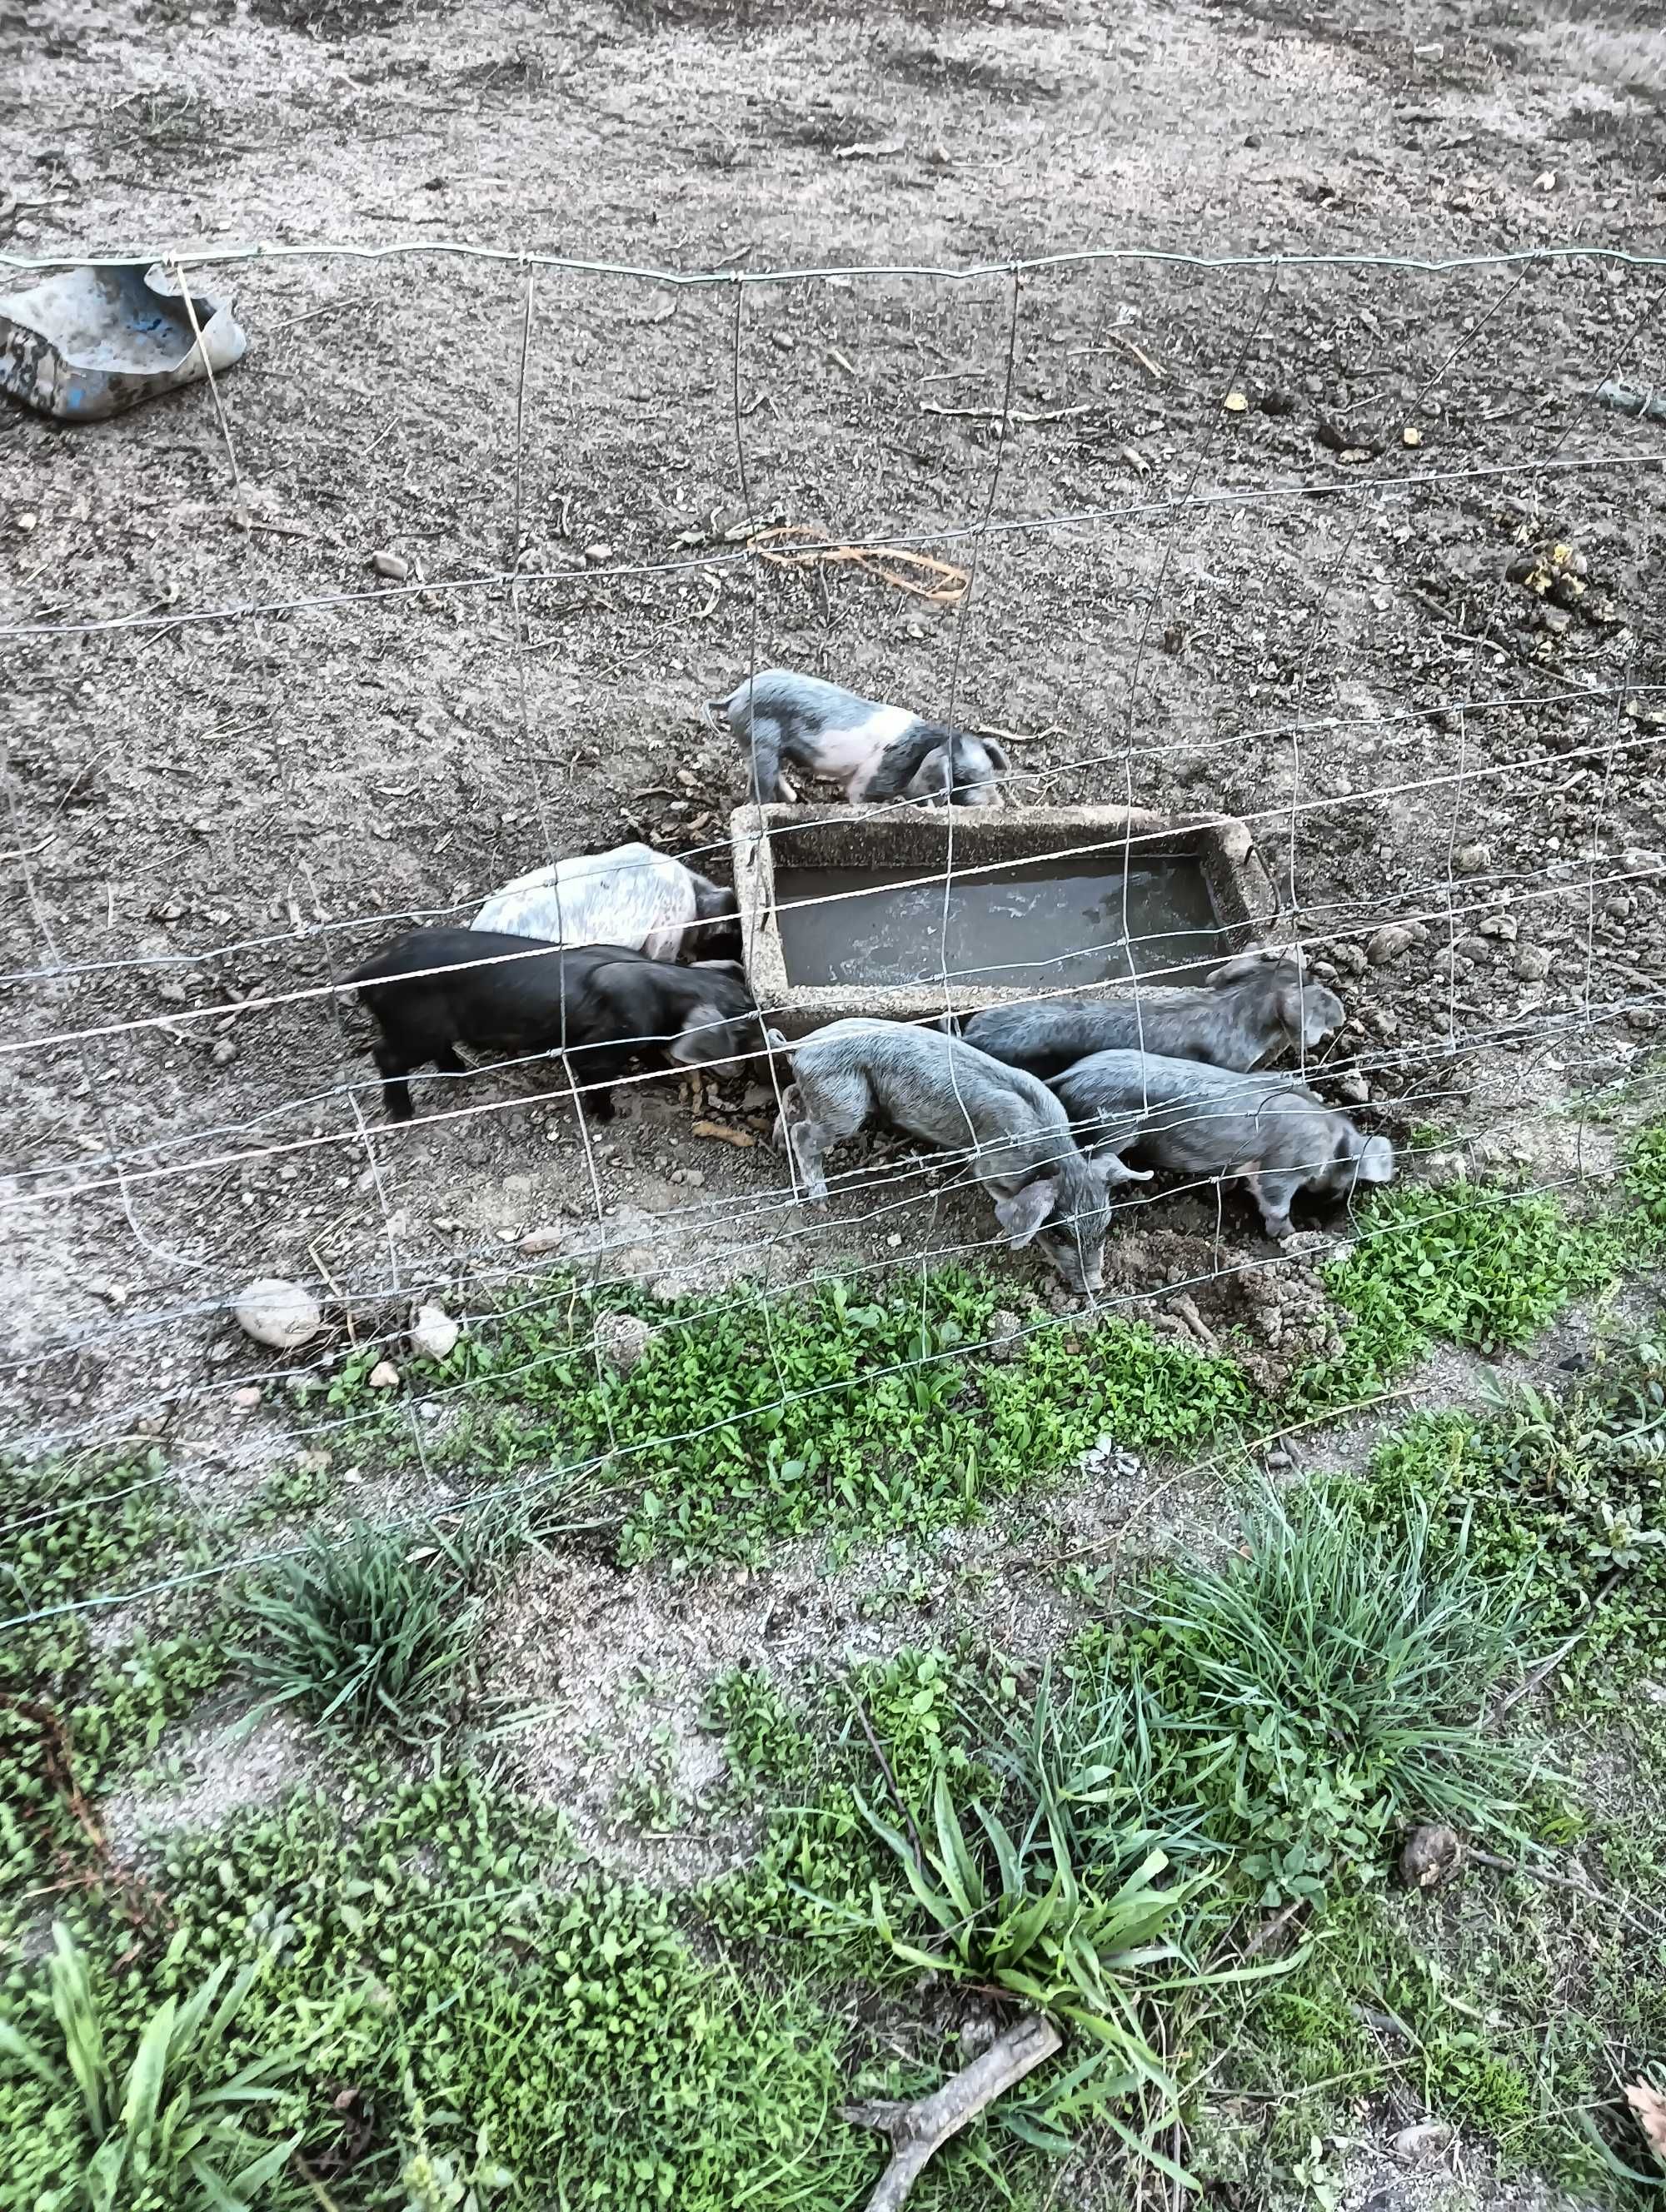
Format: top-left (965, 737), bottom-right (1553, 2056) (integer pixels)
top-left (783, 1067), bottom-right (871, 1203)
top-left (747, 719), bottom-right (787, 805)
top-left (372, 1046), bottom-right (417, 1124)
top-left (1243, 1168), bottom-right (1300, 1240)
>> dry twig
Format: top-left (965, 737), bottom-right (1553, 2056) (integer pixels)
top-left (844, 2012), bottom-right (1062, 2212)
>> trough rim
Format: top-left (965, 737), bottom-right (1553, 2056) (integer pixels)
top-left (731, 800), bottom-right (1283, 1035)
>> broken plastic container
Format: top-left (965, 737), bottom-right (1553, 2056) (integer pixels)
top-left (0, 261), bottom-right (247, 422)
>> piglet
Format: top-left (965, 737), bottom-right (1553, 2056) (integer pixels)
top-left (1050, 1048), bottom-right (1394, 1239)
top-left (709, 669), bottom-right (1010, 808)
top-left (780, 1018), bottom-right (1148, 1295)
top-left (472, 841), bottom-right (738, 962)
top-left (347, 930), bottom-right (769, 1124)
top-left (955, 951), bottom-right (1344, 1082)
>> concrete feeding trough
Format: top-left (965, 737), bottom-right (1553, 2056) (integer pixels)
top-left (732, 803), bottom-right (1279, 1036)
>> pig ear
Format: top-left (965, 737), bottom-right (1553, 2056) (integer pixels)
top-left (982, 738), bottom-right (1012, 776)
top-left (1301, 986), bottom-right (1343, 1048)
top-left (1205, 951), bottom-right (1266, 987)
top-left (993, 1178), bottom-right (1056, 1248)
top-left (1358, 1135), bottom-right (1395, 1184)
top-left (1093, 1150), bottom-right (1153, 1188)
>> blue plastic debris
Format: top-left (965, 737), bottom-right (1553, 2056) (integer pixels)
top-left (0, 262), bottom-right (247, 422)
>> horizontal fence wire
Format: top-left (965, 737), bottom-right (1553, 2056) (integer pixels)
top-left (4, 231), bottom-right (1663, 1666)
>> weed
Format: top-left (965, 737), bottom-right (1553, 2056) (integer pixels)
top-left (706, 1665), bottom-right (819, 1792)
top-left (240, 1519), bottom-right (481, 1744)
top-left (0, 1923), bottom-right (307, 2210)
top-left (1295, 1181), bottom-right (1622, 1410)
top-left (1358, 1339), bottom-right (1666, 1683)
top-left (1134, 1486), bottom-right (1539, 1903)
top-left (1624, 1122), bottom-right (1666, 1253)
top-left (845, 1767), bottom-right (1246, 2180)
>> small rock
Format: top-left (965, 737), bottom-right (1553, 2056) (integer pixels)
top-left (1478, 912), bottom-right (1518, 942)
top-left (210, 1037), bottom-right (237, 1067)
top-left (1258, 389), bottom-right (1297, 416)
top-left (1329, 940), bottom-right (1369, 977)
top-left (367, 1360), bottom-right (401, 1390)
top-left (1454, 934), bottom-right (1490, 960)
top-left (594, 1309), bottom-right (656, 1373)
top-left (518, 1223), bottom-right (567, 1256)
top-left (985, 1308), bottom-right (1025, 1364)
top-left (234, 1278), bottom-right (322, 1352)
top-left (1423, 1151), bottom-right (1469, 1186)
top-left (1399, 1822), bottom-right (1465, 1892)
top-left (232, 1385), bottom-right (262, 1409)
top-left (1334, 1070), bottom-right (1369, 1104)
top-left (1621, 847), bottom-right (1664, 876)
top-left (1222, 391), bottom-right (1250, 413)
top-left (1514, 944), bottom-right (1552, 983)
top-left (409, 1303), bottom-right (460, 1362)
top-left (298, 1447), bottom-right (331, 1472)
top-left (371, 550), bottom-right (410, 581)
top-left (1367, 922), bottom-right (1418, 965)
top-left (1452, 842), bottom-right (1490, 875)
top-left (1391, 2120), bottom-right (1455, 2161)
top-left (1401, 424), bottom-right (1423, 447)
top-left (156, 978), bottom-right (187, 1004)
top-left (741, 1083), bottom-right (776, 1113)
top-left (583, 541), bottom-right (616, 565)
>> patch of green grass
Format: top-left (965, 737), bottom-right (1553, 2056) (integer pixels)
top-left (1130, 1485), bottom-right (1539, 1906)
top-left (1353, 1338), bottom-right (1666, 1686)
top-left (0, 1923), bottom-right (308, 2211)
top-left (1294, 1181), bottom-right (1624, 1412)
top-left (302, 1272), bottom-right (1256, 1571)
top-left (0, 1448), bottom-right (192, 1686)
top-left (240, 1518), bottom-right (482, 1746)
top-left (4, 1768), bottom-right (885, 2212)
top-left (0, 1452), bottom-right (231, 1906)
top-left (1624, 1120), bottom-right (1666, 1253)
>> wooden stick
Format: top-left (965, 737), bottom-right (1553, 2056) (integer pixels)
top-left (845, 2013), bottom-right (1063, 2212)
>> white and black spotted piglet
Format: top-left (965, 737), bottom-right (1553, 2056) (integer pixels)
top-left (709, 669), bottom-right (1010, 809)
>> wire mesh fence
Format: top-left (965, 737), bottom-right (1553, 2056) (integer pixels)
top-left (2, 235), bottom-right (1664, 1639)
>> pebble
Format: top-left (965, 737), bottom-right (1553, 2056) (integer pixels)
top-left (210, 1038), bottom-right (237, 1067)
top-left (1366, 922), bottom-right (1418, 965)
top-left (1423, 1151), bottom-right (1469, 1186)
top-left (1334, 1070), bottom-right (1369, 1104)
top-left (371, 550), bottom-right (410, 581)
top-left (409, 1303), bottom-right (460, 1362)
top-left (232, 1386), bottom-right (262, 1409)
top-left (583, 542), bottom-right (616, 565)
top-left (985, 1308), bottom-right (1025, 1364)
top-left (594, 1310), bottom-right (655, 1374)
top-left (367, 1360), bottom-right (401, 1389)
top-left (234, 1277), bottom-right (322, 1352)
top-left (156, 978), bottom-right (187, 1004)
top-left (1478, 913), bottom-right (1518, 941)
top-left (1621, 847), bottom-right (1664, 876)
top-left (1392, 2121), bottom-right (1455, 2161)
top-left (1452, 841), bottom-right (1490, 875)
top-left (518, 1223), bottom-right (567, 1255)
top-left (1514, 944), bottom-right (1552, 982)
